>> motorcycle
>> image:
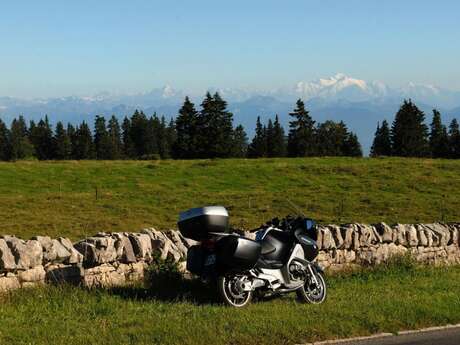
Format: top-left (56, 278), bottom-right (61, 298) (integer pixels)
top-left (178, 206), bottom-right (326, 307)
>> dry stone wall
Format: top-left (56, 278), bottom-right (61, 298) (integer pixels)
top-left (1, 223), bottom-right (459, 292)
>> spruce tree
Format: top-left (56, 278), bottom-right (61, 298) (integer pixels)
top-left (130, 110), bottom-right (149, 158)
top-left (67, 124), bottom-right (77, 159)
top-left (370, 120), bottom-right (392, 157)
top-left (343, 132), bottom-right (363, 157)
top-left (146, 114), bottom-right (160, 157)
top-left (247, 116), bottom-right (267, 158)
top-left (448, 118), bottom-right (460, 159)
top-left (0, 119), bottom-right (11, 161)
top-left (73, 121), bottom-right (94, 159)
top-left (316, 120), bottom-right (348, 156)
top-left (122, 117), bottom-right (134, 158)
top-left (195, 92), bottom-right (213, 158)
top-left (157, 116), bottom-right (169, 159)
top-left (54, 121), bottom-right (72, 160)
top-left (165, 118), bottom-right (176, 159)
top-left (231, 124), bottom-right (248, 158)
top-left (271, 115), bottom-right (286, 157)
top-left (10, 116), bottom-right (34, 160)
top-left (287, 99), bottom-right (316, 157)
top-left (391, 100), bottom-right (429, 157)
top-left (266, 119), bottom-right (275, 157)
top-left (94, 115), bottom-right (111, 159)
top-left (107, 116), bottom-right (122, 159)
top-left (174, 97), bottom-right (199, 158)
top-left (29, 116), bottom-right (55, 160)
top-left (197, 92), bottom-right (234, 158)
top-left (429, 109), bottom-right (449, 158)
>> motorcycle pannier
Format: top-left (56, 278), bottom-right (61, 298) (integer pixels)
top-left (178, 206), bottom-right (229, 241)
top-left (216, 235), bottom-right (262, 271)
top-left (186, 245), bottom-right (205, 275)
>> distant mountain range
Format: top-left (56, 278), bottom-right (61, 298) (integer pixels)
top-left (1, 74), bottom-right (460, 153)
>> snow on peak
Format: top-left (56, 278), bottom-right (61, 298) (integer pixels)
top-left (295, 73), bottom-right (385, 101)
top-left (162, 85), bottom-right (176, 98)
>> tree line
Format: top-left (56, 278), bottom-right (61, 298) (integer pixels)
top-left (371, 99), bottom-right (460, 158)
top-left (0, 93), bottom-right (363, 161)
top-left (247, 99), bottom-right (362, 158)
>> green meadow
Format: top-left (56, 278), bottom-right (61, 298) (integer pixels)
top-left (2, 157), bottom-right (459, 240)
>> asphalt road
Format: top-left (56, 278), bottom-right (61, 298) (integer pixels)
top-left (334, 327), bottom-right (460, 345)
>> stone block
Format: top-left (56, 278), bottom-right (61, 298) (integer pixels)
top-left (375, 222), bottom-right (393, 243)
top-left (0, 239), bottom-right (16, 271)
top-left (18, 265), bottom-right (46, 283)
top-left (0, 275), bottom-right (20, 292)
top-left (45, 264), bottom-right (83, 284)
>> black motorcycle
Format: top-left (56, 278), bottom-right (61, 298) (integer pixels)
top-left (178, 206), bottom-right (326, 307)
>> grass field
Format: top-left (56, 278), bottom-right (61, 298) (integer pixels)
top-left (1, 261), bottom-right (459, 345)
top-left (2, 157), bottom-right (460, 240)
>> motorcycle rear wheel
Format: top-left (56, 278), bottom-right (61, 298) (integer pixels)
top-left (217, 275), bottom-right (253, 307)
top-left (296, 272), bottom-right (327, 304)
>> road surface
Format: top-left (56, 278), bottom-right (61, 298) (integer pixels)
top-left (332, 327), bottom-right (460, 345)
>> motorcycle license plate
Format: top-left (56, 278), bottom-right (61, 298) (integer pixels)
top-left (204, 254), bottom-right (216, 266)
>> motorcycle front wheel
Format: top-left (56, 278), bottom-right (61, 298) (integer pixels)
top-left (296, 271), bottom-right (327, 304)
top-left (217, 275), bottom-right (253, 307)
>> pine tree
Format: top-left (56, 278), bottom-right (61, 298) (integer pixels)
top-left (231, 124), bottom-right (248, 158)
top-left (391, 100), bottom-right (429, 157)
top-left (10, 116), bottom-right (34, 160)
top-left (54, 121), bottom-right (72, 159)
top-left (343, 132), bottom-right (363, 157)
top-left (0, 119), bottom-right (11, 161)
top-left (287, 99), bottom-right (316, 157)
top-left (107, 116), bottom-right (122, 159)
top-left (174, 97), bottom-right (199, 158)
top-left (73, 121), bottom-right (94, 159)
top-left (429, 109), bottom-right (449, 158)
top-left (370, 120), bottom-right (392, 157)
top-left (247, 116), bottom-right (267, 158)
top-left (448, 118), bottom-right (460, 159)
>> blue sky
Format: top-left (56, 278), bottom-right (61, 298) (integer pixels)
top-left (1, 0), bottom-right (459, 98)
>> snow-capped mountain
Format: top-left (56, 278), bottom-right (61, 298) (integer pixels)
top-left (294, 73), bottom-right (391, 102)
top-left (1, 74), bottom-right (459, 153)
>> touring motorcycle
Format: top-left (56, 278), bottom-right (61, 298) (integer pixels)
top-left (178, 206), bottom-right (326, 307)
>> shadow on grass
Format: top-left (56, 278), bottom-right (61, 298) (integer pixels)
top-left (107, 277), bottom-right (220, 305)
top-left (107, 259), bottom-right (221, 305)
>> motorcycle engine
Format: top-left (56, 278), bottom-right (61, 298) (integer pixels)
top-left (289, 262), bottom-right (306, 281)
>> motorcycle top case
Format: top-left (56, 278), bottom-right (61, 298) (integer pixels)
top-left (178, 206), bottom-right (229, 241)
top-left (216, 235), bottom-right (262, 271)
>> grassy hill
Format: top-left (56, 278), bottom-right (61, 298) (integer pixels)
top-left (1, 157), bottom-right (460, 239)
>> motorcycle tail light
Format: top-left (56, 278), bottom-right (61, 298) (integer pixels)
top-left (202, 239), bottom-right (216, 250)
